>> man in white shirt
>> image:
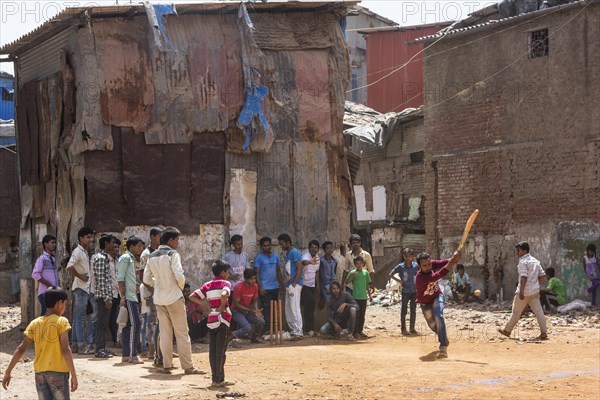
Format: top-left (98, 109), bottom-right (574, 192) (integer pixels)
top-left (144, 227), bottom-right (204, 375)
top-left (342, 234), bottom-right (374, 294)
top-left (498, 242), bottom-right (548, 340)
top-left (66, 227), bottom-right (94, 354)
top-left (222, 235), bottom-right (251, 288)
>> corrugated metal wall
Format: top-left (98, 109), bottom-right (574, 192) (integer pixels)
top-left (366, 26), bottom-right (447, 113)
top-left (18, 27), bottom-right (75, 84)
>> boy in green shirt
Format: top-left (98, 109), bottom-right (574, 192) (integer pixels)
top-left (345, 256), bottom-right (373, 339)
top-left (540, 267), bottom-right (566, 312)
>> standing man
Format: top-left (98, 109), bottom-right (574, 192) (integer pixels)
top-left (319, 241), bottom-right (338, 307)
top-left (66, 227), bottom-right (94, 354)
top-left (342, 234), bottom-right (374, 294)
top-left (140, 227), bottom-right (162, 362)
top-left (222, 234), bottom-right (251, 288)
top-left (254, 237), bottom-right (282, 330)
top-left (107, 236), bottom-right (121, 348)
top-left (498, 242), bottom-right (548, 341)
top-left (118, 236), bottom-right (145, 364)
top-left (92, 235), bottom-right (116, 358)
top-left (278, 234), bottom-right (304, 340)
top-left (144, 227), bottom-right (204, 375)
top-left (5, 241), bottom-right (20, 304)
top-left (301, 240), bottom-right (320, 336)
top-left (31, 235), bottom-right (58, 315)
top-left (389, 248), bottom-right (419, 335)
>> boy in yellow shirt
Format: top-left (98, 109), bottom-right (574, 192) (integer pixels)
top-left (2, 287), bottom-right (78, 399)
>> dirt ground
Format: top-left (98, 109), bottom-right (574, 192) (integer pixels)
top-left (1, 300), bottom-right (599, 400)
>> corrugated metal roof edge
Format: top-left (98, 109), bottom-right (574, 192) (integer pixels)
top-left (0, 0), bottom-right (358, 56)
top-left (408, 0), bottom-right (598, 45)
top-left (355, 22), bottom-right (451, 35)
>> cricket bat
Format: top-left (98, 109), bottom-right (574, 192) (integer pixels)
top-left (457, 209), bottom-right (479, 251)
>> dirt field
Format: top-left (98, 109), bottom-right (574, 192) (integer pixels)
top-left (1, 301), bottom-right (599, 400)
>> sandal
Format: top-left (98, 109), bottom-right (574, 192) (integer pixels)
top-left (95, 350), bottom-right (111, 359)
top-left (184, 368), bottom-right (207, 375)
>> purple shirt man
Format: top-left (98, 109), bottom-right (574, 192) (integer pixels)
top-left (31, 235), bottom-right (58, 315)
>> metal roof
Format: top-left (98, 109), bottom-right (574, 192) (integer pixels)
top-left (0, 0), bottom-right (357, 56)
top-left (410, 0), bottom-right (598, 45)
top-left (0, 71), bottom-right (14, 79)
top-left (354, 22), bottom-right (450, 35)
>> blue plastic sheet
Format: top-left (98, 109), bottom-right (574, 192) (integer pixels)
top-left (153, 4), bottom-right (176, 48)
top-left (237, 84), bottom-right (269, 151)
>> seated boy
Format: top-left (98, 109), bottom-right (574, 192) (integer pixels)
top-left (2, 287), bottom-right (78, 399)
top-left (540, 267), bottom-right (566, 312)
top-left (451, 264), bottom-right (472, 303)
top-left (231, 269), bottom-right (265, 345)
top-left (416, 251), bottom-right (461, 359)
top-left (319, 281), bottom-right (357, 341)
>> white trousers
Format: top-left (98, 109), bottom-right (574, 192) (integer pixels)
top-left (285, 284), bottom-right (303, 336)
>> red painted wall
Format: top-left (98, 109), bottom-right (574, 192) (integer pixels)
top-left (366, 25), bottom-right (448, 113)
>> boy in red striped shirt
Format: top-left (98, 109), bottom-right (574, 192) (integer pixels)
top-left (190, 260), bottom-right (234, 388)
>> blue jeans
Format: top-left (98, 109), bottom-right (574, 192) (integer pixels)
top-left (420, 294), bottom-right (449, 347)
top-left (35, 371), bottom-right (70, 400)
top-left (72, 289), bottom-right (90, 348)
top-left (38, 293), bottom-right (47, 316)
top-left (86, 294), bottom-right (97, 345)
top-left (232, 310), bottom-right (265, 339)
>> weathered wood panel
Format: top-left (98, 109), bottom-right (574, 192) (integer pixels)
top-left (84, 126), bottom-right (124, 232)
top-left (255, 141), bottom-right (294, 240)
top-left (293, 142), bottom-right (329, 248)
top-left (191, 133), bottom-right (225, 223)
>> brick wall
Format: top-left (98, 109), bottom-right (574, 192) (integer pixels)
top-left (423, 4), bottom-right (600, 298)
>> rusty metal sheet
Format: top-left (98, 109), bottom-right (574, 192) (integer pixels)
top-left (18, 81), bottom-right (39, 184)
top-left (70, 24), bottom-right (113, 155)
top-left (255, 140), bottom-right (294, 240)
top-left (263, 51), bottom-right (298, 140)
top-left (37, 79), bottom-right (51, 182)
top-left (0, 148), bottom-right (20, 235)
top-left (252, 11), bottom-right (339, 51)
top-left (84, 126), bottom-right (124, 232)
top-left (292, 142), bottom-right (329, 248)
top-left (93, 17), bottom-right (154, 134)
top-left (326, 144), bottom-right (352, 244)
top-left (145, 14), bottom-right (244, 144)
top-left (293, 50), bottom-right (332, 142)
top-left (191, 133), bottom-right (225, 223)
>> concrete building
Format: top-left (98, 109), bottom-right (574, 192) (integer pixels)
top-left (414, 0), bottom-right (600, 301)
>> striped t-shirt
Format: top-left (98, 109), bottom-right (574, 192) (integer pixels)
top-left (194, 279), bottom-right (232, 329)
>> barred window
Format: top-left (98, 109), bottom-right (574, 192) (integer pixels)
top-left (529, 29), bottom-right (549, 59)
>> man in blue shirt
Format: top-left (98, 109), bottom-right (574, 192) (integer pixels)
top-left (389, 248), bottom-right (419, 335)
top-left (319, 241), bottom-right (338, 307)
top-left (278, 233), bottom-right (304, 339)
top-left (254, 237), bottom-right (283, 330)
